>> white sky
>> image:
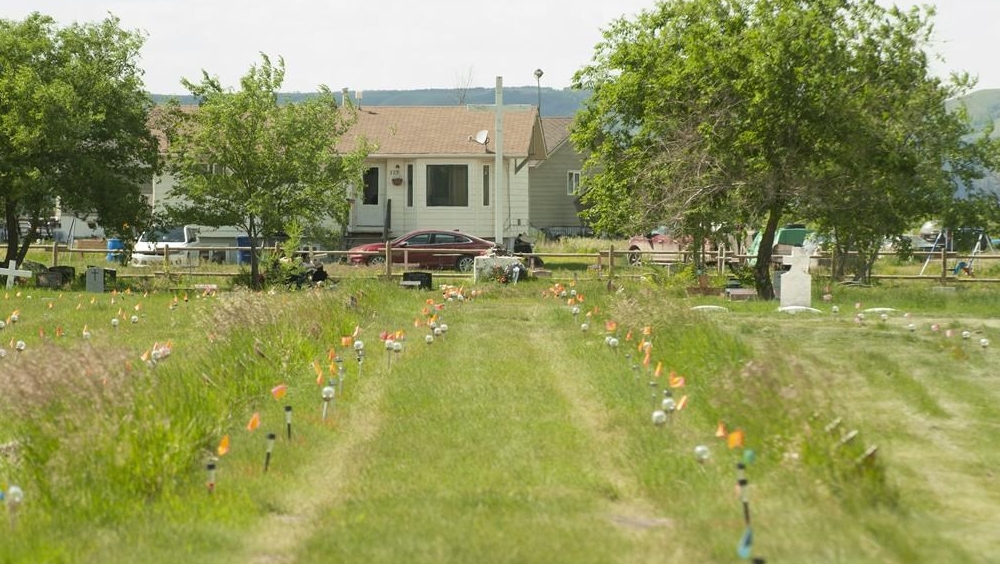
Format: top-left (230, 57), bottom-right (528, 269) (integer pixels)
top-left (4, 1), bottom-right (999, 94)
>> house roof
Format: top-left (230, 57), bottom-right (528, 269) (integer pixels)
top-left (541, 117), bottom-right (574, 154)
top-left (338, 105), bottom-right (544, 158)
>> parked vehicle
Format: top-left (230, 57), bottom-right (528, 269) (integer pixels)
top-left (131, 225), bottom-right (241, 266)
top-left (346, 229), bottom-right (497, 272)
top-left (745, 224), bottom-right (814, 268)
top-left (626, 226), bottom-right (689, 265)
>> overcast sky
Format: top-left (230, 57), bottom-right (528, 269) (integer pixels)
top-left (5, 1), bottom-right (999, 94)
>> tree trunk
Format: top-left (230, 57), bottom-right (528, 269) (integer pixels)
top-left (3, 201), bottom-right (20, 268)
top-left (752, 209), bottom-right (782, 300)
top-left (248, 217), bottom-right (261, 290)
top-left (15, 217), bottom-right (40, 266)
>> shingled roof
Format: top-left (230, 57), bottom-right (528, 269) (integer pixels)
top-left (540, 117), bottom-right (575, 154)
top-left (338, 105), bottom-right (544, 158)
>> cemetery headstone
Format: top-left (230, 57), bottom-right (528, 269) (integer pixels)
top-left (779, 247), bottom-right (812, 308)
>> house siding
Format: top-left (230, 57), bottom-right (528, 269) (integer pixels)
top-left (528, 142), bottom-right (585, 229)
top-left (383, 157), bottom-right (528, 243)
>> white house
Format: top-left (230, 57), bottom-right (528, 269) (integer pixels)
top-left (337, 104), bottom-right (546, 248)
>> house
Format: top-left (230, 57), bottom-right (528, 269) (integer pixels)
top-left (133, 97), bottom-right (589, 252)
top-left (337, 104), bottom-right (546, 248)
top-left (528, 117), bottom-right (590, 238)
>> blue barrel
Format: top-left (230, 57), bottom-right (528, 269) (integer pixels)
top-left (237, 236), bottom-right (251, 265)
top-left (106, 238), bottom-right (124, 262)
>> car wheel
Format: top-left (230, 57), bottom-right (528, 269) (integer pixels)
top-left (367, 255), bottom-right (387, 267)
top-left (456, 255), bottom-right (476, 273)
top-left (627, 248), bottom-right (642, 266)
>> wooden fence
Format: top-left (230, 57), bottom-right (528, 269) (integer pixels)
top-left (21, 241), bottom-right (1000, 286)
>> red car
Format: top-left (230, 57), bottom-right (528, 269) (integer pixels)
top-left (627, 226), bottom-right (689, 265)
top-left (347, 229), bottom-right (497, 272)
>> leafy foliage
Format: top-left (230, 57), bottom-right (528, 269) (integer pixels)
top-left (158, 54), bottom-right (369, 287)
top-left (571, 0), bottom-right (1000, 294)
top-left (0, 13), bottom-right (160, 265)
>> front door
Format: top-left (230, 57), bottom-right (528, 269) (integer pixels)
top-left (356, 166), bottom-right (382, 228)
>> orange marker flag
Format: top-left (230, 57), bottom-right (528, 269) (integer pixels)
top-left (134, 303), bottom-right (141, 311)
top-left (625, 329), bottom-right (633, 342)
top-left (642, 325), bottom-right (652, 336)
top-left (567, 298), bottom-right (576, 306)
top-left (246, 412), bottom-right (261, 432)
top-left (48, 301), bottom-right (54, 309)
top-left (313, 360), bottom-right (324, 385)
top-left (271, 384), bottom-right (288, 400)
top-left (217, 434), bottom-right (230, 456)
top-left (643, 348), bottom-right (652, 366)
top-left (727, 429), bottom-right (745, 449)
top-left (341, 336), bottom-right (352, 347)
top-left (352, 325), bottom-right (361, 338)
top-left (39, 327), bottom-right (45, 339)
top-left (654, 361), bottom-right (663, 378)
top-left (669, 372), bottom-right (686, 388)
top-left (676, 395), bottom-right (688, 411)
top-left (715, 421), bottom-right (727, 438)
top-left (55, 326), bottom-right (64, 338)
top-left (605, 320), bottom-right (617, 333)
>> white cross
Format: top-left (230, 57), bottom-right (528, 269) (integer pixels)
top-left (0, 263), bottom-right (32, 289)
top-left (782, 247), bottom-right (811, 273)
top-left (469, 76), bottom-right (534, 245)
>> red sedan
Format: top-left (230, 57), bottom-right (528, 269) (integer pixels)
top-left (347, 229), bottom-right (497, 272)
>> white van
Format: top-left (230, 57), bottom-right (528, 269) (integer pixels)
top-left (131, 225), bottom-right (202, 266)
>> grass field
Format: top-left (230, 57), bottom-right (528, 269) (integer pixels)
top-left (0, 275), bottom-right (998, 563)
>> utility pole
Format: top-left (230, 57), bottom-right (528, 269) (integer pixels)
top-left (534, 68), bottom-right (544, 115)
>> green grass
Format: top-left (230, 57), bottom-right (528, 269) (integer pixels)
top-left (1, 277), bottom-right (998, 563)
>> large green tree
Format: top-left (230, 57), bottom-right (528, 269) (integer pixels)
top-left (572, 0), bottom-right (997, 297)
top-left (0, 13), bottom-right (159, 267)
top-left (159, 54), bottom-right (367, 288)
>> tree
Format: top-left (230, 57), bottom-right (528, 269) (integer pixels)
top-left (160, 54), bottom-right (368, 288)
top-left (571, 0), bottom-right (997, 297)
top-left (0, 13), bottom-right (160, 267)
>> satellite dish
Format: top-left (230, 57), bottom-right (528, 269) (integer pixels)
top-left (471, 130), bottom-right (489, 145)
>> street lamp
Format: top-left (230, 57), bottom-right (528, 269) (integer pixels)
top-left (533, 68), bottom-right (544, 114)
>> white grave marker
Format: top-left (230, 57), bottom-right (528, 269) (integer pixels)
top-left (779, 247), bottom-right (812, 308)
top-left (0, 263), bottom-right (32, 289)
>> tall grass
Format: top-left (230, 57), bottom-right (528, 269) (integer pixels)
top-left (1, 277), bottom-right (997, 563)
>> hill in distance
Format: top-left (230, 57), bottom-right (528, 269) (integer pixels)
top-left (151, 86), bottom-right (590, 118)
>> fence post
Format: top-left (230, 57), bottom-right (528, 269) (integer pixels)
top-left (51, 241), bottom-right (59, 266)
top-left (384, 241), bottom-right (392, 279)
top-left (941, 248), bottom-right (947, 284)
top-left (608, 245), bottom-right (615, 279)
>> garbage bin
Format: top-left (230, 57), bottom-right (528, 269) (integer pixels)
top-left (237, 236), bottom-right (251, 265)
top-left (106, 238), bottom-right (124, 262)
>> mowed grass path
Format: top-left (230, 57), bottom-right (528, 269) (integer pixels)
top-left (275, 298), bottom-right (673, 564)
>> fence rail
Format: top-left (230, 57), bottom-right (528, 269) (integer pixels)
top-left (18, 241), bottom-right (1000, 286)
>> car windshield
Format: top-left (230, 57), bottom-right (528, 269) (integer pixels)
top-left (139, 226), bottom-right (186, 243)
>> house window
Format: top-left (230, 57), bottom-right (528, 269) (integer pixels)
top-left (483, 165), bottom-right (490, 207)
top-left (407, 164), bottom-right (414, 207)
top-left (567, 170), bottom-right (581, 195)
top-left (426, 164), bottom-right (468, 207)
top-left (363, 167), bottom-right (379, 205)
